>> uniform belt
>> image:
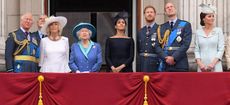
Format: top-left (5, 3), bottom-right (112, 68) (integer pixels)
top-left (140, 53), bottom-right (158, 57)
top-left (165, 47), bottom-right (180, 51)
top-left (14, 55), bottom-right (38, 63)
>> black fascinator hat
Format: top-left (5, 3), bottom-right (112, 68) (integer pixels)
top-left (114, 12), bottom-right (128, 25)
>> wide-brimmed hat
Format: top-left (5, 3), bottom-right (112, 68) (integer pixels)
top-left (72, 23), bottom-right (96, 40)
top-left (41, 16), bottom-right (67, 35)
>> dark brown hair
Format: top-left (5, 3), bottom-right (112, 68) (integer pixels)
top-left (200, 12), bottom-right (208, 26)
top-left (143, 5), bottom-right (156, 14)
top-left (114, 17), bottom-right (127, 26)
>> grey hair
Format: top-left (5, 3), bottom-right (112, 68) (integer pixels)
top-left (76, 28), bottom-right (92, 40)
top-left (20, 13), bottom-right (33, 21)
top-left (20, 13), bottom-right (33, 26)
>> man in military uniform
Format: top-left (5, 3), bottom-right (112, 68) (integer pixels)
top-left (32, 14), bottom-right (47, 45)
top-left (31, 15), bottom-right (47, 70)
top-left (137, 5), bottom-right (159, 72)
top-left (156, 2), bottom-right (192, 72)
top-left (5, 13), bottom-right (39, 72)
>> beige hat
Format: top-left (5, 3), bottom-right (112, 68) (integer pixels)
top-left (200, 3), bottom-right (216, 14)
top-left (41, 16), bottom-right (67, 35)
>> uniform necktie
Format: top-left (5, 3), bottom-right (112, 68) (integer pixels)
top-left (170, 22), bottom-right (174, 29)
top-left (25, 32), bottom-right (30, 41)
top-left (25, 31), bottom-right (29, 37)
top-left (146, 26), bottom-right (151, 34)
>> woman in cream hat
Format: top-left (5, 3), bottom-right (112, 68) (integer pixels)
top-left (39, 16), bottom-right (71, 73)
top-left (69, 23), bottom-right (102, 73)
top-left (194, 4), bottom-right (224, 72)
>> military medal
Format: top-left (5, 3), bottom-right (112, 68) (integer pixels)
top-left (151, 36), bottom-right (156, 41)
top-left (151, 33), bottom-right (156, 47)
top-left (176, 36), bottom-right (182, 42)
top-left (151, 33), bottom-right (156, 41)
top-left (17, 64), bottom-right (20, 69)
top-left (151, 38), bottom-right (155, 41)
top-left (32, 49), bottom-right (36, 55)
top-left (146, 31), bottom-right (149, 35)
top-left (177, 28), bottom-right (182, 35)
top-left (32, 38), bottom-right (38, 45)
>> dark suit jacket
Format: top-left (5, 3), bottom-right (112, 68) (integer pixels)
top-left (155, 19), bottom-right (192, 71)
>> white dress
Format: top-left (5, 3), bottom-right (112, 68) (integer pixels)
top-left (39, 36), bottom-right (71, 73)
top-left (194, 27), bottom-right (225, 72)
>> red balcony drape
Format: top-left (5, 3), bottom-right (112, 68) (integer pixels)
top-left (0, 73), bottom-right (230, 105)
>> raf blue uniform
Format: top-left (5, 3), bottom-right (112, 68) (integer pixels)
top-left (31, 31), bottom-right (44, 46)
top-left (31, 31), bottom-right (45, 70)
top-left (5, 28), bottom-right (40, 72)
top-left (155, 19), bottom-right (192, 72)
top-left (137, 23), bottom-right (159, 72)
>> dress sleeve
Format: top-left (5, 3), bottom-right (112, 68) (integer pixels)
top-left (91, 43), bottom-right (102, 72)
top-left (123, 38), bottom-right (134, 66)
top-left (65, 38), bottom-right (71, 72)
top-left (215, 28), bottom-right (225, 60)
top-left (194, 30), bottom-right (201, 59)
top-left (66, 38), bottom-right (70, 63)
top-left (105, 38), bottom-right (114, 68)
top-left (69, 43), bottom-right (79, 71)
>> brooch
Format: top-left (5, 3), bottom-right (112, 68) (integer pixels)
top-left (176, 36), bottom-right (182, 42)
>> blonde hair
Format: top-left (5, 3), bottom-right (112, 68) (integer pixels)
top-left (46, 22), bottom-right (62, 36)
